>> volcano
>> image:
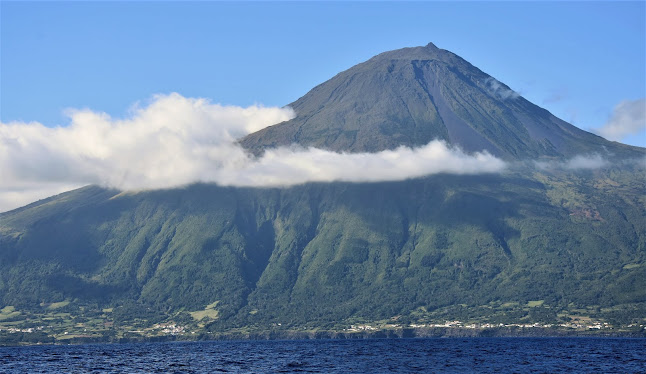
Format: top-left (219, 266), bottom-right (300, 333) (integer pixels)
top-left (1, 43), bottom-right (644, 344)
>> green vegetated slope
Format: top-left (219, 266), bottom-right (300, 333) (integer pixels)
top-left (1, 43), bottom-right (645, 341)
top-left (1, 163), bottom-right (644, 332)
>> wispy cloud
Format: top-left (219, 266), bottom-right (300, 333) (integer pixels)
top-left (484, 77), bottom-right (519, 100)
top-left (595, 98), bottom-right (646, 141)
top-left (0, 94), bottom-right (507, 212)
top-left (535, 154), bottom-right (610, 171)
top-left (563, 154), bottom-right (609, 170)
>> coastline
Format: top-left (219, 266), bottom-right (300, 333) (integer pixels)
top-left (2, 326), bottom-right (645, 347)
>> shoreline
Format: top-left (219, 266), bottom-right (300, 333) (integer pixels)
top-left (2, 326), bottom-right (645, 347)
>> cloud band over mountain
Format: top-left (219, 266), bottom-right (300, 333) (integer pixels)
top-left (0, 94), bottom-right (508, 212)
top-left (595, 98), bottom-right (646, 141)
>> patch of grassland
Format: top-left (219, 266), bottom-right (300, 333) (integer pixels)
top-left (190, 309), bottom-right (219, 321)
top-left (189, 301), bottom-right (220, 321)
top-left (205, 301), bottom-right (219, 310)
top-left (0, 306), bottom-right (20, 321)
top-left (47, 301), bottom-right (70, 310)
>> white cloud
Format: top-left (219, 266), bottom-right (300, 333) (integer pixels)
top-left (0, 93), bottom-right (507, 212)
top-left (485, 77), bottom-right (519, 100)
top-left (214, 142), bottom-right (506, 187)
top-left (596, 98), bottom-right (646, 141)
top-left (563, 154), bottom-right (609, 170)
top-left (535, 154), bottom-right (609, 171)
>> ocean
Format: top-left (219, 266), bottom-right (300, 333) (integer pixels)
top-left (1, 337), bottom-right (644, 373)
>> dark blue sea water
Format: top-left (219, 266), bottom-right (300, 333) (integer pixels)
top-left (1, 338), bottom-right (644, 373)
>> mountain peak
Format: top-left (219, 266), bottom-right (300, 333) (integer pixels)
top-left (241, 44), bottom-right (643, 160)
top-left (368, 42), bottom-right (449, 63)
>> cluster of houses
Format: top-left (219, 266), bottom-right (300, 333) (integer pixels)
top-left (152, 323), bottom-right (186, 335)
top-left (344, 320), bottom-right (626, 332)
top-left (0, 326), bottom-right (44, 333)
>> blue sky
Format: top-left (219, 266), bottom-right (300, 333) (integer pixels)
top-left (1, 1), bottom-right (645, 146)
